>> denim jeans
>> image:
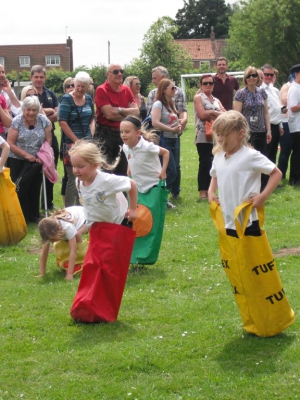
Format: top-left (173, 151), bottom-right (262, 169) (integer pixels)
top-left (163, 137), bottom-right (179, 191)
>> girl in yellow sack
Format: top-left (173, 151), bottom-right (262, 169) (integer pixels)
top-left (208, 110), bottom-right (294, 337)
top-left (37, 206), bottom-right (88, 281)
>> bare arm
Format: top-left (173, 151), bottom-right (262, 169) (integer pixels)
top-left (0, 106), bottom-right (12, 128)
top-left (38, 242), bottom-right (50, 277)
top-left (65, 237), bottom-right (77, 281)
top-left (0, 141), bottom-right (10, 172)
top-left (43, 106), bottom-right (58, 122)
top-left (250, 167), bottom-right (282, 208)
top-left (280, 83), bottom-right (289, 106)
top-left (179, 111), bottom-right (188, 130)
top-left (126, 178), bottom-right (137, 222)
top-left (2, 80), bottom-right (21, 108)
top-left (44, 125), bottom-right (52, 145)
top-left (208, 177), bottom-right (219, 203)
top-left (158, 147), bottom-right (169, 181)
top-left (151, 107), bottom-right (181, 134)
top-left (263, 99), bottom-right (272, 143)
top-left (75, 224), bottom-right (89, 242)
top-left (101, 103), bottom-right (139, 121)
top-left (233, 100), bottom-right (243, 113)
top-left (59, 121), bottom-right (79, 143)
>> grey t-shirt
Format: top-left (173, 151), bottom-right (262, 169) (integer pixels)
top-left (152, 100), bottom-right (179, 139)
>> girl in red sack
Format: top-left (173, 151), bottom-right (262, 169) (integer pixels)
top-left (120, 115), bottom-right (170, 193)
top-left (208, 110), bottom-right (282, 234)
top-left (68, 140), bottom-right (137, 323)
top-left (69, 140), bottom-right (137, 226)
top-left (37, 206), bottom-right (88, 281)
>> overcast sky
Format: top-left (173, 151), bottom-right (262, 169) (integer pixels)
top-left (1, 0), bottom-right (190, 69)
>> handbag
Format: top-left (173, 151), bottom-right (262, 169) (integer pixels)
top-left (53, 239), bottom-right (89, 275)
top-left (70, 222), bottom-right (136, 323)
top-left (62, 142), bottom-right (73, 166)
top-left (0, 168), bottom-right (27, 245)
top-left (205, 120), bottom-right (213, 142)
top-left (210, 201), bottom-right (294, 337)
top-left (131, 180), bottom-right (169, 265)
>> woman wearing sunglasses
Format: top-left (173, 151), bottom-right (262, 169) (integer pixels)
top-left (194, 74), bottom-right (225, 200)
top-left (234, 66), bottom-right (271, 189)
top-left (123, 76), bottom-right (147, 121)
top-left (151, 79), bottom-right (181, 199)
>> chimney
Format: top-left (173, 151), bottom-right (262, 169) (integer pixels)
top-left (210, 26), bottom-right (215, 42)
top-left (66, 36), bottom-right (73, 72)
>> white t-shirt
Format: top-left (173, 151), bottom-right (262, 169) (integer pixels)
top-left (76, 169), bottom-right (131, 226)
top-left (287, 81), bottom-right (300, 133)
top-left (210, 146), bottom-right (275, 229)
top-left (58, 206), bottom-right (85, 240)
top-left (123, 136), bottom-right (161, 193)
top-left (0, 136), bottom-right (5, 146)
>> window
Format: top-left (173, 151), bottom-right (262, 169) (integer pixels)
top-left (19, 56), bottom-right (30, 67)
top-left (200, 61), bottom-right (210, 68)
top-left (0, 57), bottom-right (4, 66)
top-left (45, 55), bottom-right (61, 66)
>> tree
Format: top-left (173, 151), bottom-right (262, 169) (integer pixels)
top-left (174, 0), bottom-right (233, 39)
top-left (226, 0), bottom-right (300, 82)
top-left (127, 16), bottom-right (193, 93)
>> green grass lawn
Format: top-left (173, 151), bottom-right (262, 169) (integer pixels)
top-left (1, 103), bottom-right (300, 399)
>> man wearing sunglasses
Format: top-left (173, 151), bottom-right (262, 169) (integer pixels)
top-left (30, 65), bottom-right (59, 211)
top-left (147, 65), bottom-right (188, 201)
top-left (261, 63), bottom-right (284, 164)
top-left (94, 63), bottom-right (139, 176)
top-left (212, 57), bottom-right (239, 111)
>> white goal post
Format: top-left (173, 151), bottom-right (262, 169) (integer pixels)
top-left (180, 71), bottom-right (244, 99)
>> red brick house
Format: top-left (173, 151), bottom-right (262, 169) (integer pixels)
top-left (175, 28), bottom-right (226, 69)
top-left (0, 37), bottom-right (73, 73)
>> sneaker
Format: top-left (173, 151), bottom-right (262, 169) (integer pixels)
top-left (171, 193), bottom-right (180, 200)
top-left (167, 200), bottom-right (176, 209)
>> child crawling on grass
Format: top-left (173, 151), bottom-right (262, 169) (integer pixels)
top-left (37, 206), bottom-right (88, 281)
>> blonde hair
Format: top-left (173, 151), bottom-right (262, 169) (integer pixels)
top-left (123, 76), bottom-right (138, 88)
top-left (38, 209), bottom-right (74, 243)
top-left (69, 139), bottom-right (120, 171)
top-left (21, 85), bottom-right (38, 101)
top-left (212, 110), bottom-right (250, 155)
top-left (63, 77), bottom-right (74, 93)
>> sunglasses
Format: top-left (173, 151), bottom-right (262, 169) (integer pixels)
top-left (246, 73), bottom-right (258, 79)
top-left (109, 69), bottom-right (124, 75)
top-left (135, 82), bottom-right (141, 86)
top-left (264, 73), bottom-right (274, 77)
top-left (26, 93), bottom-right (38, 97)
top-left (170, 86), bottom-right (176, 90)
top-left (202, 81), bottom-right (214, 86)
top-left (65, 84), bottom-right (74, 89)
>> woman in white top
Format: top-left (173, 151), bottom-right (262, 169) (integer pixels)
top-left (194, 74), bottom-right (225, 199)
